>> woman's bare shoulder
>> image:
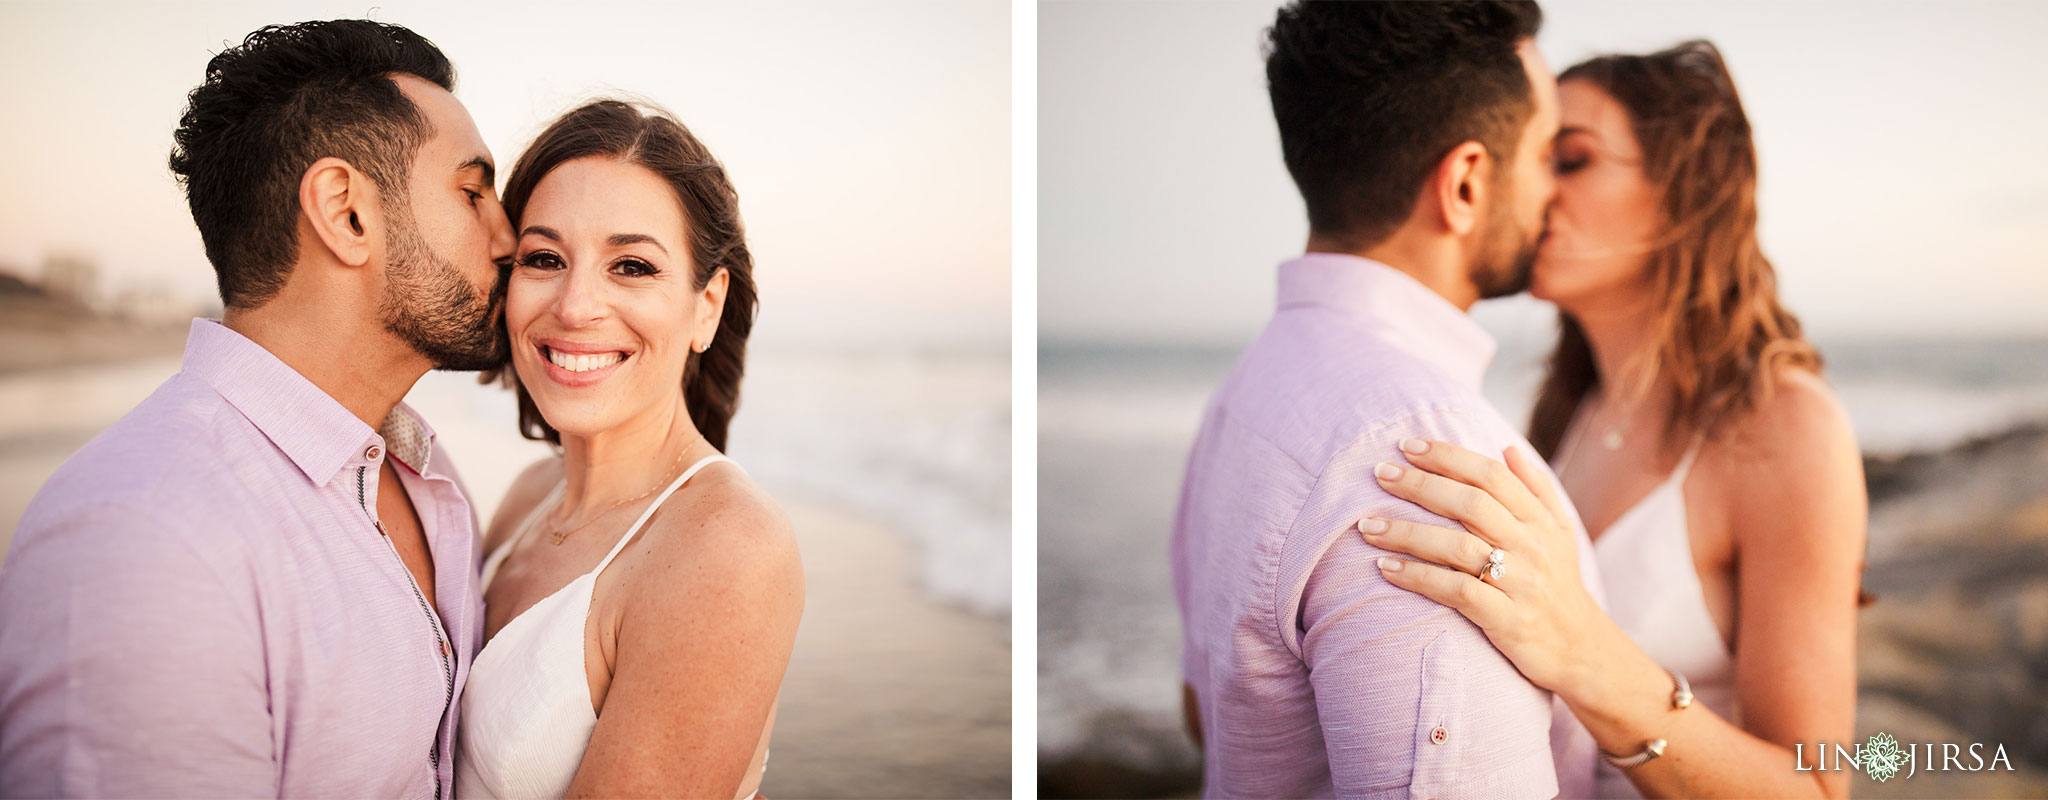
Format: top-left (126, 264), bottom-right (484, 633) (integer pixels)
top-left (483, 455), bottom-right (565, 556)
top-left (1728, 365), bottom-right (1858, 464)
top-left (1707, 365), bottom-right (1865, 538)
top-left (630, 462), bottom-right (803, 606)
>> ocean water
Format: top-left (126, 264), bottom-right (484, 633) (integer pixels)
top-left (728, 351), bottom-right (1012, 618)
top-left (1036, 333), bottom-right (2048, 775)
top-left (394, 349), bottom-right (1014, 619)
top-left (0, 348), bottom-right (1012, 619)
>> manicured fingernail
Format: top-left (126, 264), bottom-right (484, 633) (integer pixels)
top-left (1401, 438), bottom-right (1429, 455)
top-left (1359, 518), bottom-right (1389, 535)
top-left (1378, 557), bottom-right (1403, 572)
top-left (1375, 462), bottom-right (1404, 481)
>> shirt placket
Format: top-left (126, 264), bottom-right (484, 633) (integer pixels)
top-left (353, 439), bottom-right (456, 800)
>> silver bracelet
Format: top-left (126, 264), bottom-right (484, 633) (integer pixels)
top-left (1598, 670), bottom-right (1691, 771)
top-left (1600, 738), bottom-right (1666, 770)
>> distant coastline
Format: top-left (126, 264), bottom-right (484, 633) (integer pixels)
top-left (0, 273), bottom-right (191, 374)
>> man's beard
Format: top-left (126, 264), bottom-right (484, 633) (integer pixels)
top-left (379, 207), bottom-right (508, 372)
top-left (1471, 178), bottom-right (1542, 301)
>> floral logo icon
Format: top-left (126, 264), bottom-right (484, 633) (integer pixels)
top-left (1862, 732), bottom-right (1904, 782)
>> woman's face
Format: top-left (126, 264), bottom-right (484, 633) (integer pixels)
top-left (505, 156), bottom-right (725, 440)
top-left (1531, 80), bottom-right (1662, 311)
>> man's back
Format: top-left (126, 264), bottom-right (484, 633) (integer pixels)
top-left (1172, 254), bottom-right (1599, 798)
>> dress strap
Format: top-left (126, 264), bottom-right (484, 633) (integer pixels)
top-left (1670, 432), bottom-right (1709, 485)
top-left (592, 454), bottom-right (735, 577)
top-left (1552, 396), bottom-right (1597, 480)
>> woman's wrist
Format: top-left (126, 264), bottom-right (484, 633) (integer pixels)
top-left (1550, 595), bottom-right (1632, 704)
top-left (1555, 615), bottom-right (1677, 752)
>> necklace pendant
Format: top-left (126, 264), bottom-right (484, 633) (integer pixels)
top-left (1602, 429), bottom-right (1625, 451)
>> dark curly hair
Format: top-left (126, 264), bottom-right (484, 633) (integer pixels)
top-left (168, 19), bottom-right (454, 309)
top-left (484, 100), bottom-right (757, 452)
top-left (1265, 1), bottom-right (1543, 250)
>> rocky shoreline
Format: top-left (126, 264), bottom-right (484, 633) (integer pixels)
top-left (1854, 421), bottom-right (2048, 798)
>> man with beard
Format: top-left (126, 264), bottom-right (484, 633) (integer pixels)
top-left (0, 20), bottom-right (512, 798)
top-left (1169, 3), bottom-right (1609, 797)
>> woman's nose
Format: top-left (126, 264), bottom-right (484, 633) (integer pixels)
top-left (551, 263), bottom-right (607, 327)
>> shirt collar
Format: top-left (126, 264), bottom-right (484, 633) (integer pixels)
top-left (1275, 252), bottom-right (1498, 390)
top-left (381, 402), bottom-right (437, 475)
top-left (182, 319), bottom-right (437, 485)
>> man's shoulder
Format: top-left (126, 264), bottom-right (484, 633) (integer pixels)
top-left (1208, 313), bottom-right (1503, 471)
top-left (21, 371), bottom-right (260, 534)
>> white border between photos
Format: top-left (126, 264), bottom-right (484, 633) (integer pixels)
top-left (1010, 0), bottom-right (1039, 798)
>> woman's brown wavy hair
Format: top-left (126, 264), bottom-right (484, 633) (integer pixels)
top-left (481, 99), bottom-right (756, 451)
top-left (1529, 40), bottom-right (1821, 461)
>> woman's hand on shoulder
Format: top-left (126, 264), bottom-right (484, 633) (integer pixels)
top-left (1358, 438), bottom-right (1611, 695)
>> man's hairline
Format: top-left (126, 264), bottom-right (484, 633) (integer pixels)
top-left (1305, 37), bottom-right (1544, 249)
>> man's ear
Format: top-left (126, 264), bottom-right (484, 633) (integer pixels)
top-left (1430, 141), bottom-right (1490, 237)
top-left (693, 268), bottom-right (730, 352)
top-left (299, 156), bottom-right (377, 268)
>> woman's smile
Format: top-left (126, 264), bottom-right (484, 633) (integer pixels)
top-left (534, 338), bottom-right (635, 388)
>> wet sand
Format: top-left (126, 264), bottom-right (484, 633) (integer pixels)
top-left (769, 503), bottom-right (1012, 798)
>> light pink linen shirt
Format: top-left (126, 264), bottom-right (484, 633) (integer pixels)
top-left (0, 319), bottom-right (483, 798)
top-left (1171, 254), bottom-right (1605, 799)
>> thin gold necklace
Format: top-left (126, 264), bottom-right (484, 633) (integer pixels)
top-left (546, 442), bottom-right (693, 546)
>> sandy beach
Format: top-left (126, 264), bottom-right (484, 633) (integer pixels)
top-left (770, 503), bottom-right (1012, 798)
top-left (0, 300), bottom-right (1010, 798)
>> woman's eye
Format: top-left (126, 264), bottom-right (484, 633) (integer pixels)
top-left (613, 258), bottom-right (659, 277)
top-left (1556, 156), bottom-right (1589, 175)
top-left (516, 252), bottom-right (564, 270)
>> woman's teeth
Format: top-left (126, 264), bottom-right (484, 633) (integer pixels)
top-left (547, 349), bottom-right (624, 373)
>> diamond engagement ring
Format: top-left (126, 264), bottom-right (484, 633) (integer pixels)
top-left (1481, 547), bottom-right (1506, 581)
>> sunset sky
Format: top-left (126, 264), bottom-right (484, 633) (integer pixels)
top-left (1041, 0), bottom-right (2048, 345)
top-left (0, 1), bottom-right (1010, 353)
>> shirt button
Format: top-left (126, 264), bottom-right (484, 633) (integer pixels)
top-left (1430, 726), bottom-right (1449, 745)
top-left (365, 445), bottom-right (382, 461)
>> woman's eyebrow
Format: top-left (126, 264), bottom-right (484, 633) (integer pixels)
top-left (606, 233), bottom-right (668, 255)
